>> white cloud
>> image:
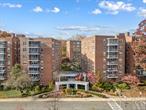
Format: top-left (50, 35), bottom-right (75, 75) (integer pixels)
top-left (92, 9), bottom-right (102, 15)
top-left (0, 3), bottom-right (22, 8)
top-left (143, 0), bottom-right (146, 3)
top-left (50, 7), bottom-right (60, 13)
top-left (139, 8), bottom-right (146, 17)
top-left (99, 1), bottom-right (135, 15)
top-left (56, 26), bottom-right (100, 32)
top-left (33, 6), bottom-right (43, 13)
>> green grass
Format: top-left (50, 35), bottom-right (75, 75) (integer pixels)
top-left (0, 90), bottom-right (21, 98)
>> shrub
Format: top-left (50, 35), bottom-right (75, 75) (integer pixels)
top-left (143, 80), bottom-right (146, 85)
top-left (114, 83), bottom-right (130, 90)
top-left (121, 75), bottom-right (140, 85)
top-left (64, 88), bottom-right (72, 95)
top-left (102, 82), bottom-right (114, 92)
top-left (34, 86), bottom-right (41, 93)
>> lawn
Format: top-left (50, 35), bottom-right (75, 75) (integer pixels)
top-left (0, 90), bottom-right (21, 98)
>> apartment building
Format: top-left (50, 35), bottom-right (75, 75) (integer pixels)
top-left (0, 31), bottom-right (19, 82)
top-left (81, 34), bottom-right (125, 79)
top-left (125, 35), bottom-right (135, 74)
top-left (135, 19), bottom-right (146, 37)
top-left (60, 40), bottom-right (67, 58)
top-left (19, 36), bottom-right (61, 85)
top-left (66, 40), bottom-right (81, 64)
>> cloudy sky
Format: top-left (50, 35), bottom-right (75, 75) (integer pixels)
top-left (0, 0), bottom-right (146, 39)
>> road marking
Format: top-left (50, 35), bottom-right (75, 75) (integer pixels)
top-left (135, 101), bottom-right (146, 110)
top-left (142, 101), bottom-right (146, 104)
top-left (108, 101), bottom-right (123, 110)
top-left (135, 101), bottom-right (141, 110)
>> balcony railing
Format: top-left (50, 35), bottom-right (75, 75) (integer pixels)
top-left (106, 74), bottom-right (118, 79)
top-left (107, 49), bottom-right (118, 52)
top-left (29, 52), bottom-right (40, 55)
top-left (29, 64), bottom-right (40, 68)
top-left (107, 55), bottom-right (118, 59)
top-left (28, 71), bottom-right (40, 74)
top-left (29, 45), bottom-right (40, 48)
top-left (107, 42), bottom-right (118, 46)
top-left (107, 62), bottom-right (118, 65)
top-left (107, 69), bottom-right (118, 72)
top-left (0, 76), bottom-right (5, 80)
top-left (0, 50), bottom-right (5, 53)
top-left (0, 45), bottom-right (6, 48)
top-left (0, 70), bottom-right (5, 73)
top-left (31, 77), bottom-right (40, 81)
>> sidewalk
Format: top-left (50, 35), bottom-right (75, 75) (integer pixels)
top-left (0, 97), bottom-right (145, 102)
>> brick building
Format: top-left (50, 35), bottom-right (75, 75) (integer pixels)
top-left (81, 34), bottom-right (125, 80)
top-left (66, 40), bottom-right (81, 64)
top-left (0, 31), bottom-right (19, 82)
top-left (18, 36), bottom-right (61, 85)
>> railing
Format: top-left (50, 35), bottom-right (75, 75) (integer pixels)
top-left (29, 64), bottom-right (40, 68)
top-left (29, 45), bottom-right (40, 48)
top-left (28, 71), bottom-right (40, 74)
top-left (107, 69), bottom-right (118, 72)
top-left (0, 76), bottom-right (5, 80)
top-left (107, 49), bottom-right (118, 52)
top-left (106, 74), bottom-right (118, 78)
top-left (29, 58), bottom-right (40, 61)
top-left (0, 45), bottom-right (6, 48)
top-left (0, 51), bottom-right (5, 53)
top-left (31, 77), bottom-right (40, 81)
top-left (107, 42), bottom-right (118, 46)
top-left (107, 55), bottom-right (118, 59)
top-left (107, 62), bottom-right (118, 65)
top-left (0, 70), bottom-right (5, 73)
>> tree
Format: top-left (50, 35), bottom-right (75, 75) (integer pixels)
top-left (133, 37), bottom-right (146, 70)
top-left (87, 71), bottom-right (104, 84)
top-left (121, 74), bottom-right (140, 85)
top-left (5, 64), bottom-right (31, 95)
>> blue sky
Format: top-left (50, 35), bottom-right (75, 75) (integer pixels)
top-left (0, 0), bottom-right (146, 39)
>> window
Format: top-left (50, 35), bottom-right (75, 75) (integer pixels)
top-left (23, 42), bottom-right (26, 45)
top-left (23, 48), bottom-right (26, 51)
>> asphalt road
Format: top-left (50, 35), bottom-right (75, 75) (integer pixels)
top-left (0, 100), bottom-right (145, 110)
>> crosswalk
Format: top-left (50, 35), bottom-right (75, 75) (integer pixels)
top-left (108, 101), bottom-right (123, 110)
top-left (135, 101), bottom-right (146, 110)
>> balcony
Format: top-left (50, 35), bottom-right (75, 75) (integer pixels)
top-left (0, 58), bottom-right (5, 61)
top-left (29, 64), bottom-right (40, 68)
top-left (31, 77), bottom-right (40, 81)
top-left (29, 52), bottom-right (40, 55)
top-left (29, 41), bottom-right (40, 48)
top-left (0, 70), bottom-right (5, 74)
top-left (107, 39), bottom-right (118, 46)
top-left (107, 68), bottom-right (118, 72)
top-left (28, 71), bottom-right (40, 74)
top-left (29, 45), bottom-right (40, 48)
top-left (29, 48), bottom-right (40, 54)
top-left (0, 65), bottom-right (5, 67)
top-left (107, 43), bottom-right (118, 46)
top-left (107, 49), bottom-right (118, 52)
top-left (106, 74), bottom-right (118, 79)
top-left (0, 43), bottom-right (6, 48)
top-left (107, 55), bottom-right (118, 59)
top-left (107, 61), bottom-right (118, 65)
top-left (0, 76), bottom-right (5, 80)
top-left (0, 50), bottom-right (5, 54)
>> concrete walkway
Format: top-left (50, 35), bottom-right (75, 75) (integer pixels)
top-left (0, 97), bottom-right (145, 102)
